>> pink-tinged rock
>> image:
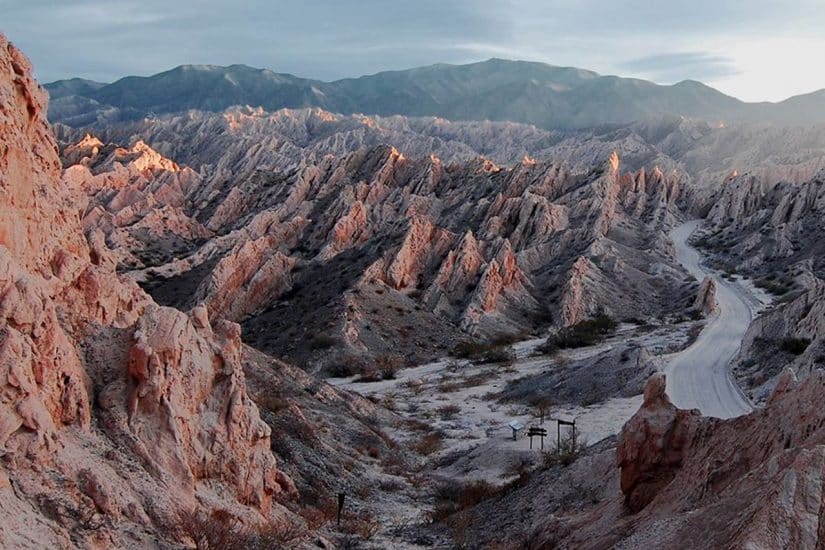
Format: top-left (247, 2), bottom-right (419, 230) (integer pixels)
top-left (693, 276), bottom-right (718, 315)
top-left (616, 373), bottom-right (702, 512)
top-left (107, 304), bottom-right (291, 512)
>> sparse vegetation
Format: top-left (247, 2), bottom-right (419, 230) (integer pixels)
top-left (539, 314), bottom-right (618, 352)
top-left (451, 340), bottom-right (516, 364)
top-left (339, 510), bottom-right (381, 540)
top-left (411, 431), bottom-right (444, 455)
top-left (377, 354), bottom-right (404, 379)
top-left (254, 392), bottom-right (289, 414)
top-left (428, 480), bottom-right (499, 523)
top-left (177, 508), bottom-right (301, 549)
top-left (543, 431), bottom-right (587, 468)
top-left (779, 337), bottom-right (811, 355)
top-left (437, 404), bottom-right (461, 420)
top-left (310, 333), bottom-right (338, 350)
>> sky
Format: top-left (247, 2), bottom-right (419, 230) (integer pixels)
top-left (2, 0), bottom-right (824, 102)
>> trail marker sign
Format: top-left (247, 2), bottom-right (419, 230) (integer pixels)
top-left (508, 420), bottom-right (525, 441)
top-left (552, 417), bottom-right (577, 455)
top-left (528, 427), bottom-right (547, 449)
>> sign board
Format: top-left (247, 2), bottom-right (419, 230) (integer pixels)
top-left (528, 426), bottom-right (548, 449)
top-left (508, 420), bottom-right (525, 441)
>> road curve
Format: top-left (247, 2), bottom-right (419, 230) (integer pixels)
top-left (664, 220), bottom-right (758, 419)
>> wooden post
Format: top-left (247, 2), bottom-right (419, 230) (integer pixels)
top-left (558, 421), bottom-right (563, 455)
top-left (337, 492), bottom-right (346, 526)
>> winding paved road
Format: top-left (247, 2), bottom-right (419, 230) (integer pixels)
top-left (665, 220), bottom-right (762, 419)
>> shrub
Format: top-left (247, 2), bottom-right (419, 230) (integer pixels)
top-left (437, 404), bottom-right (461, 420)
top-left (376, 354), bottom-right (404, 379)
top-left (428, 480), bottom-right (499, 522)
top-left (411, 432), bottom-right (444, 455)
top-left (254, 392), bottom-right (289, 414)
top-left (177, 508), bottom-right (301, 549)
top-left (340, 512), bottom-right (381, 539)
top-left (310, 333), bottom-right (338, 350)
top-left (327, 355), bottom-right (370, 378)
top-left (452, 340), bottom-right (488, 359)
top-left (543, 431), bottom-right (587, 468)
top-left (481, 346), bottom-right (516, 364)
top-left (451, 340), bottom-right (515, 364)
top-left (353, 369), bottom-right (382, 383)
top-left (539, 314), bottom-right (617, 351)
top-left (779, 337), bottom-right (811, 355)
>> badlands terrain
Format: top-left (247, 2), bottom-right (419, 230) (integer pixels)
top-left (5, 30), bottom-right (825, 550)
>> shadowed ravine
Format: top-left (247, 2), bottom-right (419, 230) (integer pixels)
top-left (665, 220), bottom-right (759, 419)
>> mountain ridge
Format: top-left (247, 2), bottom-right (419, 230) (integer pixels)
top-left (46, 58), bottom-right (825, 129)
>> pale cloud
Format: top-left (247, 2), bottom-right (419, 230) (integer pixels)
top-left (620, 52), bottom-right (740, 84)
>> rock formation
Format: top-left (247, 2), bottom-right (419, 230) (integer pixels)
top-left (616, 374), bottom-right (703, 512)
top-left (470, 369), bottom-right (825, 548)
top-left (59, 129), bottom-right (696, 365)
top-left (611, 371), bottom-right (825, 548)
top-left (0, 33), bottom-right (294, 548)
top-left (693, 276), bottom-right (718, 315)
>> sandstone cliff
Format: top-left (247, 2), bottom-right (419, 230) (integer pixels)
top-left (61, 127), bottom-right (696, 367)
top-left (0, 34), bottom-right (294, 548)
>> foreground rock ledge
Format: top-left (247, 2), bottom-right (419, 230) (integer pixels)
top-left (0, 32), bottom-right (294, 547)
top-left (618, 369), bottom-right (825, 548)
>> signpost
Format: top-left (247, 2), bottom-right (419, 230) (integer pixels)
top-left (527, 427), bottom-right (547, 449)
top-left (553, 417), bottom-right (576, 455)
top-left (508, 420), bottom-right (525, 441)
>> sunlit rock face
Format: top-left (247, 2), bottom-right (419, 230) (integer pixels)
top-left (60, 121), bottom-right (697, 365)
top-left (0, 33), bottom-right (294, 548)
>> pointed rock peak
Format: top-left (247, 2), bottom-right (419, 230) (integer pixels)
top-left (77, 133), bottom-right (104, 149)
top-left (642, 372), bottom-right (671, 407)
top-left (458, 229), bottom-right (478, 248)
top-left (387, 145), bottom-right (404, 162)
top-left (472, 157), bottom-right (500, 173)
top-left (571, 255), bottom-right (591, 273)
top-left (608, 151), bottom-right (621, 174)
top-left (651, 165), bottom-right (664, 180)
top-left (495, 238), bottom-right (515, 259)
top-left (129, 140), bottom-right (180, 172)
top-left (521, 154), bottom-right (536, 166)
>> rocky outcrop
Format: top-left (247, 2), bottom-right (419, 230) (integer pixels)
top-left (61, 138), bottom-right (210, 270)
top-left (616, 374), bottom-right (702, 512)
top-left (701, 170), bottom-right (825, 280)
top-left (195, 236), bottom-right (297, 321)
top-left (693, 276), bottom-right (718, 315)
top-left (64, 133), bottom-right (693, 361)
top-left (613, 369), bottom-right (825, 548)
top-left (113, 305), bottom-right (293, 510)
top-left (0, 34), bottom-right (293, 547)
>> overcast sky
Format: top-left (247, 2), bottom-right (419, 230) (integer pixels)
top-left (2, 0), bottom-right (823, 102)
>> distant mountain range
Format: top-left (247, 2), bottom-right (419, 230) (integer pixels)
top-left (45, 58), bottom-right (825, 129)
